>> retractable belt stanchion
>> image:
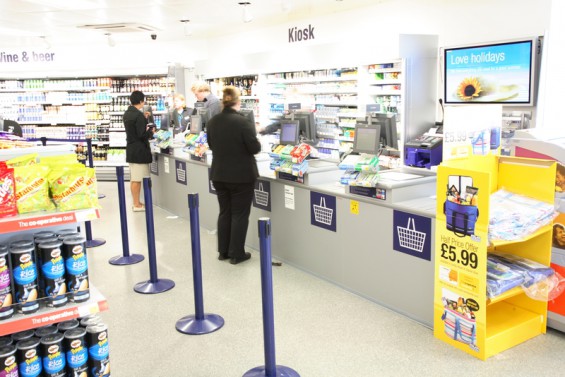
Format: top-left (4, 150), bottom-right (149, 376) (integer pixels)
top-left (243, 218), bottom-right (299, 377)
top-left (134, 177), bottom-right (175, 294)
top-left (176, 193), bottom-right (224, 335)
top-left (84, 138), bottom-right (106, 247)
top-left (109, 166), bottom-right (145, 265)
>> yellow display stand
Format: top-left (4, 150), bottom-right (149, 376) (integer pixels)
top-left (433, 154), bottom-right (555, 360)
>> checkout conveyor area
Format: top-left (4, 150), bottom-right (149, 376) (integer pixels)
top-left (150, 146), bottom-right (438, 328)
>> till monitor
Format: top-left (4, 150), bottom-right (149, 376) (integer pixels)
top-left (353, 122), bottom-right (381, 155)
top-left (240, 109), bottom-right (256, 127)
top-left (189, 115), bottom-right (202, 134)
top-left (286, 110), bottom-right (317, 144)
top-left (371, 113), bottom-right (399, 150)
top-left (279, 120), bottom-right (300, 145)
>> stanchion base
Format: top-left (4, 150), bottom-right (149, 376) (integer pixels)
top-left (134, 279), bottom-right (175, 294)
top-left (175, 314), bottom-right (224, 335)
top-left (243, 365), bottom-right (300, 377)
top-left (86, 238), bottom-right (106, 248)
top-left (109, 254), bottom-right (145, 266)
top-left (98, 194), bottom-right (106, 199)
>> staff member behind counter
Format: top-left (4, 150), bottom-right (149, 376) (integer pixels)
top-left (192, 82), bottom-right (221, 121)
top-left (169, 93), bottom-right (193, 133)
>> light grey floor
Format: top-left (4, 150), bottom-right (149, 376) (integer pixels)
top-left (88, 182), bottom-right (565, 377)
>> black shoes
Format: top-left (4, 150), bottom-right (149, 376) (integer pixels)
top-left (230, 252), bottom-right (251, 265)
top-left (218, 253), bottom-right (230, 261)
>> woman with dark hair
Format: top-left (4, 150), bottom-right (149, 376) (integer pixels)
top-left (124, 90), bottom-right (154, 212)
top-left (206, 86), bottom-right (261, 264)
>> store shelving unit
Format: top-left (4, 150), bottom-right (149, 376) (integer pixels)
top-left (433, 154), bottom-right (555, 360)
top-left (0, 207), bottom-right (108, 337)
top-left (0, 76), bottom-right (175, 173)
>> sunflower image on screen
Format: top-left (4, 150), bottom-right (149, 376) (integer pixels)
top-left (455, 76), bottom-right (521, 102)
top-left (441, 296), bottom-right (477, 346)
top-left (457, 77), bottom-right (483, 100)
top-left (444, 175), bottom-right (479, 237)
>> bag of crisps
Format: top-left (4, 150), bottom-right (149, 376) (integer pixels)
top-left (0, 163), bottom-right (17, 218)
top-left (39, 154), bottom-right (79, 168)
top-left (14, 164), bottom-right (56, 214)
top-left (6, 153), bottom-right (38, 168)
top-left (85, 167), bottom-right (100, 209)
top-left (49, 165), bottom-right (92, 211)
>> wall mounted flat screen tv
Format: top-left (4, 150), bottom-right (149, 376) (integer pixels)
top-left (444, 38), bottom-right (539, 106)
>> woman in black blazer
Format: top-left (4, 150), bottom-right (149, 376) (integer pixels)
top-left (207, 86), bottom-right (261, 264)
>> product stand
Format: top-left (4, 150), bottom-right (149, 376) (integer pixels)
top-left (108, 165), bottom-right (145, 265)
top-left (243, 218), bottom-right (299, 377)
top-left (134, 177), bottom-right (175, 294)
top-left (176, 193), bottom-right (224, 335)
top-left (433, 154), bottom-right (555, 360)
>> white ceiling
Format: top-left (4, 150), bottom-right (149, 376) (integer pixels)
top-left (0, 0), bottom-right (383, 48)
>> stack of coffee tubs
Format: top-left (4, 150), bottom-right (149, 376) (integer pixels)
top-left (0, 226), bottom-right (102, 376)
top-left (0, 314), bottom-right (110, 376)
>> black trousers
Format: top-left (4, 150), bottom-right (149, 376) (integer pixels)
top-left (213, 181), bottom-right (255, 258)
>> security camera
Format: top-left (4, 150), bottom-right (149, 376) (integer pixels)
top-left (151, 34), bottom-right (157, 40)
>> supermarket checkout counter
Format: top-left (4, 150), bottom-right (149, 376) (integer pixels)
top-left (150, 147), bottom-right (438, 327)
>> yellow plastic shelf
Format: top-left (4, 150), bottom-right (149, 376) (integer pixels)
top-left (487, 286), bottom-right (524, 305)
top-left (485, 301), bottom-right (544, 359)
top-left (487, 225), bottom-right (552, 250)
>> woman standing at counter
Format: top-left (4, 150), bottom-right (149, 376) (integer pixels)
top-left (207, 86), bottom-right (261, 264)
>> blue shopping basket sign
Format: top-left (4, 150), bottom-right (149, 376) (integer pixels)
top-left (310, 192), bottom-right (336, 232)
top-left (393, 210), bottom-right (431, 261)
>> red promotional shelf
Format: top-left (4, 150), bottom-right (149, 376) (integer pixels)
top-left (0, 285), bottom-right (108, 336)
top-left (0, 207), bottom-right (100, 234)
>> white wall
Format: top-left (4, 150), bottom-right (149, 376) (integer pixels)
top-left (0, 0), bottom-right (552, 79)
top-left (196, 0), bottom-right (551, 77)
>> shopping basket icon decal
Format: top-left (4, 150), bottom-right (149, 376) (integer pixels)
top-left (313, 197), bottom-right (334, 226)
top-left (393, 210), bottom-right (431, 260)
top-left (397, 218), bottom-right (426, 252)
top-left (254, 182), bottom-right (269, 207)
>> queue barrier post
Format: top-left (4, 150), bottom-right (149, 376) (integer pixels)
top-left (109, 166), bottom-right (145, 265)
top-left (134, 177), bottom-right (175, 294)
top-left (176, 193), bottom-right (224, 335)
top-left (243, 218), bottom-right (300, 377)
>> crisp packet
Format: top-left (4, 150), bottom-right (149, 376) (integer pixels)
top-left (0, 164), bottom-right (17, 218)
top-left (14, 164), bottom-right (56, 214)
top-left (49, 165), bottom-right (92, 211)
top-left (6, 153), bottom-right (38, 167)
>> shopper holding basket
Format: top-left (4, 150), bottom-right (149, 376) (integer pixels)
top-left (207, 86), bottom-right (261, 264)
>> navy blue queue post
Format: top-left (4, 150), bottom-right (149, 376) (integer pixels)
top-left (134, 177), bottom-right (175, 294)
top-left (108, 166), bottom-right (145, 265)
top-left (243, 218), bottom-right (299, 377)
top-left (176, 193), bottom-right (224, 335)
top-left (34, 137), bottom-right (106, 248)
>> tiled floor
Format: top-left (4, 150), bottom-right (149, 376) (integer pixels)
top-left (87, 182), bottom-right (565, 377)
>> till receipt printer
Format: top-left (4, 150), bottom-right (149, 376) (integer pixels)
top-left (404, 133), bottom-right (443, 169)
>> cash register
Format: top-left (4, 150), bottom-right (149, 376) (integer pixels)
top-left (404, 128), bottom-right (443, 169)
